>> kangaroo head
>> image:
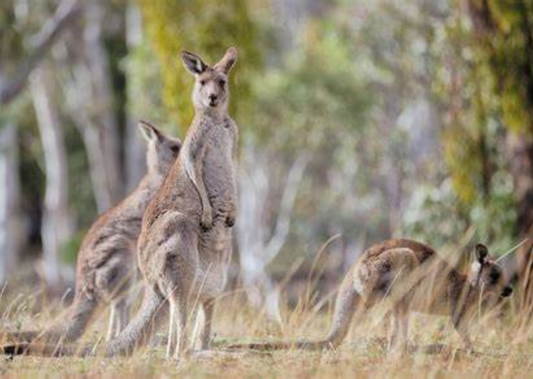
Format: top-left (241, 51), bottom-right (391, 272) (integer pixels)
top-left (180, 47), bottom-right (238, 114)
top-left (139, 120), bottom-right (181, 175)
top-left (467, 243), bottom-right (513, 304)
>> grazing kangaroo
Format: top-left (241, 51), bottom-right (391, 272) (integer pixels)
top-left (228, 239), bottom-right (513, 352)
top-left (2, 121), bottom-right (181, 345)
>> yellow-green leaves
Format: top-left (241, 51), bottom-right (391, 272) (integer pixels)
top-left (138, 0), bottom-right (260, 135)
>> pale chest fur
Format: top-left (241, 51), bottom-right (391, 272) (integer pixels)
top-left (202, 118), bottom-right (238, 222)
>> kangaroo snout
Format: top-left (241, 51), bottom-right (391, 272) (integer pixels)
top-left (208, 93), bottom-right (218, 106)
top-left (501, 286), bottom-right (513, 298)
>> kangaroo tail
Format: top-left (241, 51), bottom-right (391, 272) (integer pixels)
top-left (228, 274), bottom-right (360, 351)
top-left (0, 295), bottom-right (99, 357)
top-left (0, 287), bottom-right (166, 358)
top-left (0, 341), bottom-right (81, 357)
top-left (2, 294), bottom-right (97, 345)
top-left (1, 330), bottom-right (41, 344)
top-left (103, 285), bottom-right (167, 357)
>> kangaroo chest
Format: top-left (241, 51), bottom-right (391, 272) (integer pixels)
top-left (203, 123), bottom-right (237, 221)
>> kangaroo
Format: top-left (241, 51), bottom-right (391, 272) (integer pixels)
top-left (228, 239), bottom-right (513, 352)
top-left (86, 47), bottom-right (239, 362)
top-left (2, 121), bottom-right (181, 346)
top-left (112, 47), bottom-right (239, 361)
top-left (0, 47), bottom-right (242, 359)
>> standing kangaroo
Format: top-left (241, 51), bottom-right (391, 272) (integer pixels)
top-left (82, 47), bottom-right (239, 362)
top-left (229, 239), bottom-right (513, 352)
top-left (2, 121), bottom-right (181, 345)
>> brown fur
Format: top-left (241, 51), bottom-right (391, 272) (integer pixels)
top-left (0, 48), bottom-right (239, 359)
top-left (2, 121), bottom-right (181, 345)
top-left (228, 239), bottom-right (513, 352)
top-left (100, 47), bottom-right (240, 361)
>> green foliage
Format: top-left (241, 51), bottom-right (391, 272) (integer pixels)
top-left (248, 18), bottom-right (382, 248)
top-left (138, 0), bottom-right (261, 134)
top-left (471, 0), bottom-right (533, 135)
top-left (402, 175), bottom-right (516, 254)
top-left (402, 180), bottom-right (467, 247)
top-left (65, 121), bottom-right (97, 229)
top-left (250, 20), bottom-right (372, 148)
top-left (0, 0), bottom-right (23, 65)
top-left (60, 231), bottom-right (85, 265)
top-left (124, 42), bottom-right (168, 127)
top-left (423, 2), bottom-right (518, 245)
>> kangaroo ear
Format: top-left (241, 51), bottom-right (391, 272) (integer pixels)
top-left (170, 138), bottom-right (182, 154)
top-left (214, 47), bottom-right (238, 74)
top-left (138, 120), bottom-right (162, 142)
top-left (180, 50), bottom-right (208, 75)
top-left (475, 243), bottom-right (489, 264)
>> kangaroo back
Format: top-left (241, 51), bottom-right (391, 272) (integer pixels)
top-left (227, 239), bottom-right (432, 351)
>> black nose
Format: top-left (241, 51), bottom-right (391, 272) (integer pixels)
top-left (501, 286), bottom-right (513, 297)
top-left (209, 94), bottom-right (217, 101)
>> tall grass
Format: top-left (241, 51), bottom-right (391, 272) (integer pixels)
top-left (0, 239), bottom-right (531, 378)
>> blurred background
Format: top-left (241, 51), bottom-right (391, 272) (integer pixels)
top-left (0, 0), bottom-right (532, 319)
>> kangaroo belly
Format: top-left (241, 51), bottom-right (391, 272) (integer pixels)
top-left (352, 247), bottom-right (422, 309)
top-left (406, 275), bottom-right (451, 315)
top-left (194, 227), bottom-right (232, 299)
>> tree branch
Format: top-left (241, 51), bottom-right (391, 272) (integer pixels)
top-left (0, 0), bottom-right (83, 105)
top-left (263, 153), bottom-right (309, 265)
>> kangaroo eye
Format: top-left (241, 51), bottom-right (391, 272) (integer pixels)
top-left (170, 145), bottom-right (180, 154)
top-left (199, 80), bottom-right (206, 86)
top-left (489, 270), bottom-right (500, 284)
top-left (219, 79), bottom-right (226, 86)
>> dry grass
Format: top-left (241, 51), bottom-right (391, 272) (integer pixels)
top-left (1, 283), bottom-right (533, 379)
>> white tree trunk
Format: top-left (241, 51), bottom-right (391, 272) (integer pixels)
top-left (0, 0), bottom-right (82, 105)
top-left (60, 0), bottom-right (122, 212)
top-left (83, 0), bottom-right (122, 206)
top-left (0, 124), bottom-right (22, 283)
top-left (125, 3), bottom-right (146, 190)
top-left (237, 147), bottom-right (308, 321)
top-left (30, 66), bottom-right (73, 286)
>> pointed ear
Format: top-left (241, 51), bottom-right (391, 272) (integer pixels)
top-left (214, 47), bottom-right (238, 74)
top-left (138, 120), bottom-right (162, 142)
top-left (170, 138), bottom-right (182, 154)
top-left (475, 243), bottom-right (488, 264)
top-left (180, 50), bottom-right (208, 75)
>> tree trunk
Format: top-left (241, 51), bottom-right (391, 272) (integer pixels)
top-left (506, 133), bottom-right (533, 310)
top-left (125, 3), bottom-right (146, 191)
top-left (236, 147), bottom-right (308, 321)
top-left (78, 121), bottom-right (118, 212)
top-left (0, 124), bottom-right (22, 283)
top-left (62, 0), bottom-right (123, 212)
top-left (83, 0), bottom-right (122, 206)
top-left (30, 66), bottom-right (73, 287)
top-left (0, 0), bottom-right (82, 105)
top-left (506, 133), bottom-right (533, 238)
top-left (465, 0), bottom-right (533, 313)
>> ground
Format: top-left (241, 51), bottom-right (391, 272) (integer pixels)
top-left (1, 287), bottom-right (531, 378)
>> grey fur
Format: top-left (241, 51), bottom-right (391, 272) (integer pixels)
top-left (100, 47), bottom-right (239, 361)
top-left (228, 239), bottom-right (513, 352)
top-left (2, 121), bottom-right (181, 346)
